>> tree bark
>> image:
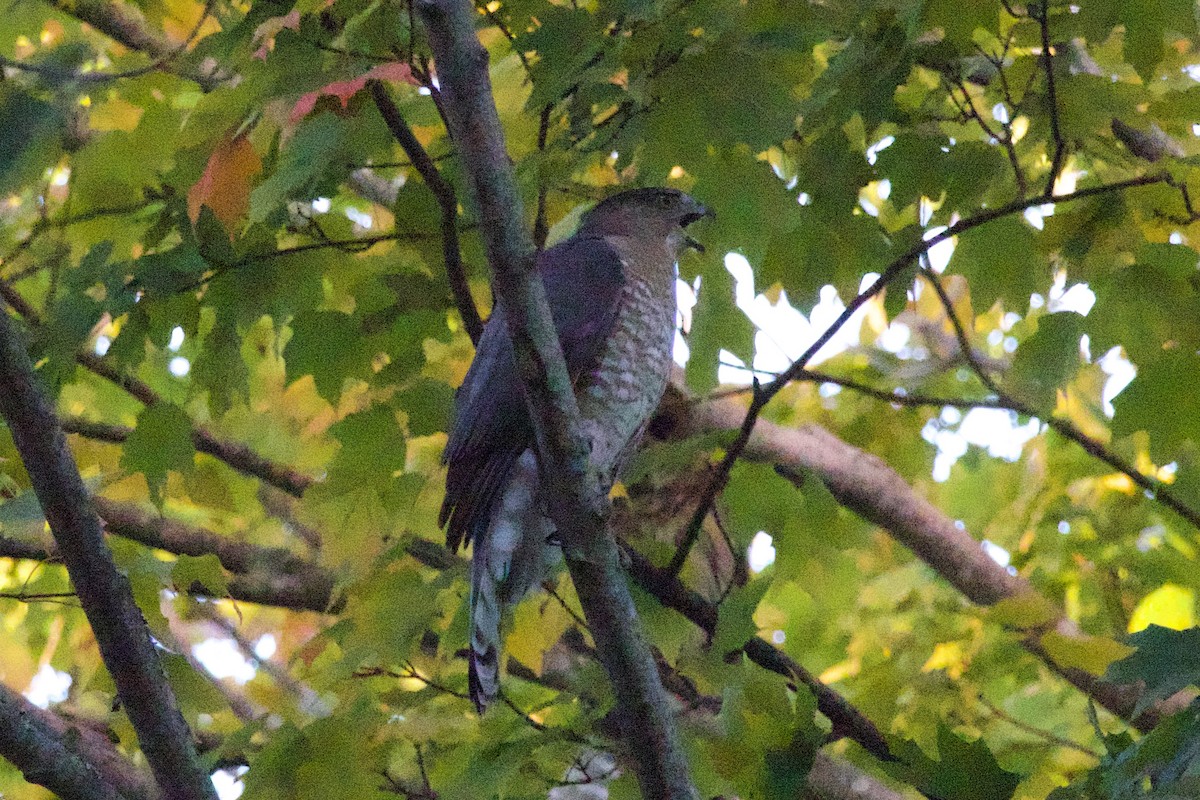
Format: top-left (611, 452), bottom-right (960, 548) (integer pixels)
top-left (0, 306), bottom-right (217, 800)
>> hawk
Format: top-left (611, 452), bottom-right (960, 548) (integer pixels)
top-left (440, 187), bottom-right (711, 711)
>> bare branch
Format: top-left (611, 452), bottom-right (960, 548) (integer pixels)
top-left (668, 173), bottom-right (1172, 575)
top-left (63, 416), bottom-right (313, 498)
top-left (38, 0), bottom-right (228, 89)
top-left (370, 80), bottom-right (484, 343)
top-left (1033, 2), bottom-right (1066, 196)
top-left (0, 306), bottom-right (216, 800)
top-left (415, 1), bottom-right (698, 796)
top-left (808, 752), bottom-right (906, 800)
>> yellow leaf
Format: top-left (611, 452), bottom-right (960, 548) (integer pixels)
top-left (922, 641), bottom-right (965, 678)
top-left (89, 96), bottom-right (144, 132)
top-left (1129, 584), bottom-right (1196, 633)
top-left (506, 593), bottom-right (573, 675)
top-left (989, 593), bottom-right (1057, 629)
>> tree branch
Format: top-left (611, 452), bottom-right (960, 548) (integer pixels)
top-left (919, 269), bottom-right (1200, 533)
top-left (0, 680), bottom-right (159, 800)
top-left (622, 544), bottom-right (897, 764)
top-left (657, 387), bottom-right (1157, 730)
top-left (0, 276), bottom-right (313, 497)
top-left (37, 0), bottom-right (227, 90)
top-left (62, 416), bottom-right (313, 498)
top-left (0, 307), bottom-right (216, 800)
top-left (668, 173), bottom-right (1171, 575)
top-left (808, 752), bottom-right (906, 800)
top-left (414, 4), bottom-right (697, 795)
top-left (1033, 1), bottom-right (1066, 196)
top-left (370, 80), bottom-right (484, 343)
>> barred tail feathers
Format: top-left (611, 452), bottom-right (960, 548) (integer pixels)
top-left (468, 549), bottom-right (501, 713)
top-left (468, 450), bottom-right (557, 713)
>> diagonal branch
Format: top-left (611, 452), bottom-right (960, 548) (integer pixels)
top-left (919, 268), bottom-right (1200, 532)
top-left (667, 173), bottom-right (1171, 576)
top-left (370, 80), bottom-right (484, 343)
top-left (415, 1), bottom-right (698, 798)
top-left (0, 305), bottom-right (216, 800)
top-left (623, 545), bottom-right (896, 763)
top-left (38, 0), bottom-right (228, 90)
top-left (0, 278), bottom-right (313, 497)
top-left (62, 416), bottom-right (313, 497)
top-left (0, 680), bottom-right (159, 800)
top-left (659, 387), bottom-right (1161, 731)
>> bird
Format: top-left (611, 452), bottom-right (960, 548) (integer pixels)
top-left (439, 187), bottom-right (712, 712)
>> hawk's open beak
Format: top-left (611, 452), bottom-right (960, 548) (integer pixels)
top-left (682, 203), bottom-right (714, 252)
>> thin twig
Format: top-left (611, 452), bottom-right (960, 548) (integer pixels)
top-left (666, 173), bottom-right (1170, 575)
top-left (977, 694), bottom-right (1099, 757)
top-left (919, 268), bottom-right (1200, 532)
top-left (370, 80), bottom-right (484, 343)
top-left (1034, 1), bottom-right (1066, 196)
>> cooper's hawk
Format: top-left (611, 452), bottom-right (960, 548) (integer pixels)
top-left (440, 187), bottom-right (711, 711)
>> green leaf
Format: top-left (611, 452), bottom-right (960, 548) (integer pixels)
top-left (713, 578), bottom-right (772, 654)
top-left (948, 217), bottom-right (1047, 311)
top-left (395, 378), bottom-right (453, 437)
top-left (171, 554), bottom-right (229, 597)
top-left (1112, 350), bottom-right (1200, 462)
top-left (1039, 630), bottom-right (1133, 678)
top-left (325, 405), bottom-right (407, 490)
top-left (249, 113), bottom-right (348, 224)
top-left (120, 403), bottom-right (196, 503)
top-left (1121, 0), bottom-right (1197, 81)
top-left (0, 85), bottom-right (64, 196)
top-left (919, 0), bottom-right (997, 51)
top-left (1006, 312), bottom-right (1084, 408)
top-left (284, 310), bottom-right (370, 403)
top-left (191, 316), bottom-right (250, 416)
top-left (344, 566), bottom-right (440, 665)
top-left (685, 262), bottom-right (754, 394)
top-left (885, 725), bottom-right (1021, 800)
top-left (1105, 625), bottom-right (1200, 718)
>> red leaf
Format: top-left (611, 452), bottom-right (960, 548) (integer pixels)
top-left (288, 63), bottom-right (419, 123)
top-left (187, 135), bottom-right (263, 234)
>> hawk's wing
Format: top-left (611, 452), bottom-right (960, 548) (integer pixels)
top-left (440, 235), bottom-right (627, 551)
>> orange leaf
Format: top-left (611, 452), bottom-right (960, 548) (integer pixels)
top-left (187, 135), bottom-right (263, 234)
top-left (288, 63), bottom-right (419, 123)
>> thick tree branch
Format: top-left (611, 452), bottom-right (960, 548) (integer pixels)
top-left (0, 680), bottom-right (159, 800)
top-left (415, 1), bottom-right (698, 797)
top-left (808, 752), bottom-right (906, 800)
top-left (669, 173), bottom-right (1172, 575)
top-left (0, 308), bottom-right (216, 800)
top-left (370, 81), bottom-right (484, 344)
top-left (658, 388), bottom-right (1156, 730)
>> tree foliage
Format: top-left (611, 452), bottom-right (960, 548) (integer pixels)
top-left (1, 0), bottom-right (1200, 797)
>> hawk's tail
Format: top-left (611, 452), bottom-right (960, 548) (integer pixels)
top-left (468, 550), bottom-right (501, 713)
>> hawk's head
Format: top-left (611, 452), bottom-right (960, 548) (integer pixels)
top-left (578, 188), bottom-right (713, 253)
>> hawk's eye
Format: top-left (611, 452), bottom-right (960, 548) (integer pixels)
top-left (656, 193), bottom-right (673, 208)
